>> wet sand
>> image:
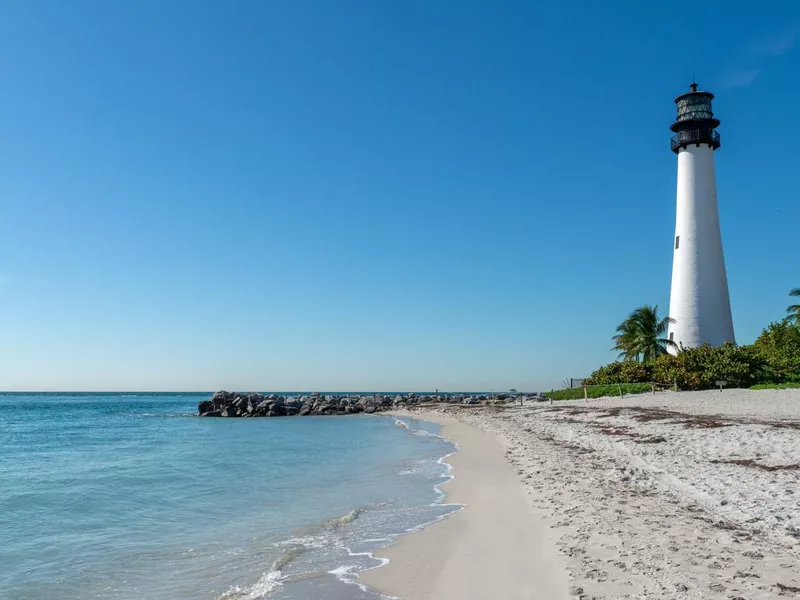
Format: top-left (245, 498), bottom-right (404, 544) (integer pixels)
top-left (360, 414), bottom-right (571, 600)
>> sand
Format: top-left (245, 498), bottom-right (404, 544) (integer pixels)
top-left (360, 414), bottom-right (572, 600)
top-left (363, 389), bottom-right (800, 599)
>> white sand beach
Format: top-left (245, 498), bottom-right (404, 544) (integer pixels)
top-left (364, 389), bottom-right (800, 599)
top-left (361, 414), bottom-right (572, 600)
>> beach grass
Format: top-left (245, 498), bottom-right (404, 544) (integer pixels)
top-left (543, 383), bottom-right (653, 401)
top-left (750, 382), bottom-right (800, 390)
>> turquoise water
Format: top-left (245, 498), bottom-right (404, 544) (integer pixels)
top-left (0, 394), bottom-right (457, 600)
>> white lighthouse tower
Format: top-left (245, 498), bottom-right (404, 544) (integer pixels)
top-left (667, 82), bottom-right (735, 352)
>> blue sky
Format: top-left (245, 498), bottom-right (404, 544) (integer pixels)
top-left (1, 1), bottom-right (797, 392)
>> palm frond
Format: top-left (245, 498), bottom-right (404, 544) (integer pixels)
top-left (611, 304), bottom-right (673, 363)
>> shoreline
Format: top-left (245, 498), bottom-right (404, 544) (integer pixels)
top-left (372, 390), bottom-right (800, 599)
top-left (360, 412), bottom-right (571, 600)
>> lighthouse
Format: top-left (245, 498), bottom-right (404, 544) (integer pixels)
top-left (666, 82), bottom-right (735, 352)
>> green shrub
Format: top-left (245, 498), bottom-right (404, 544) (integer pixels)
top-left (583, 321), bottom-right (800, 393)
top-left (583, 361), bottom-right (653, 385)
top-left (751, 321), bottom-right (800, 383)
top-left (651, 342), bottom-right (765, 390)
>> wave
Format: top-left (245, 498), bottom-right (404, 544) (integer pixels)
top-left (393, 418), bottom-right (440, 438)
top-left (222, 422), bottom-right (459, 600)
top-left (330, 417), bottom-right (464, 597)
top-left (216, 565), bottom-right (284, 600)
top-left (326, 507), bottom-right (363, 528)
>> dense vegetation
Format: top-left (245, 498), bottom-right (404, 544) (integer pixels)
top-left (581, 289), bottom-right (800, 392)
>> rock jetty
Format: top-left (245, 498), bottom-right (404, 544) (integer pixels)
top-left (198, 391), bottom-right (538, 417)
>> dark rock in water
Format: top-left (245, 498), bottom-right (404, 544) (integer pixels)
top-left (212, 390), bottom-right (232, 409)
top-left (200, 389), bottom-right (479, 417)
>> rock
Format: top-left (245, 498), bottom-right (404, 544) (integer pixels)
top-left (200, 391), bottom-right (453, 417)
top-left (212, 390), bottom-right (232, 408)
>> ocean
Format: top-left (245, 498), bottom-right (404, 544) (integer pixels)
top-left (0, 393), bottom-right (458, 600)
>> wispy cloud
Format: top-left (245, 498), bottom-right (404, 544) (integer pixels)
top-left (723, 69), bottom-right (761, 88)
top-left (750, 30), bottom-right (796, 57)
top-left (720, 28), bottom-right (797, 88)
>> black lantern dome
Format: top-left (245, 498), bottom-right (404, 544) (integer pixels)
top-left (670, 82), bottom-right (721, 153)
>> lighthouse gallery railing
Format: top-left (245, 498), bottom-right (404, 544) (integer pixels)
top-left (670, 129), bottom-right (721, 151)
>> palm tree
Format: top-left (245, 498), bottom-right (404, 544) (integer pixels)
top-left (788, 288), bottom-right (800, 325)
top-left (612, 317), bottom-right (640, 361)
top-left (612, 305), bottom-right (676, 362)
